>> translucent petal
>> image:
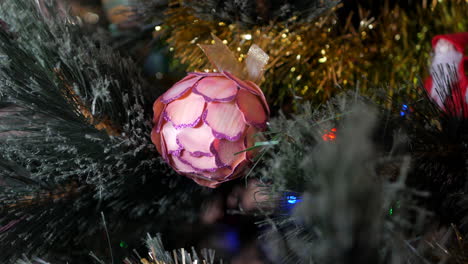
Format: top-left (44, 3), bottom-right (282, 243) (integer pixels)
top-left (165, 92), bottom-right (205, 129)
top-left (161, 121), bottom-right (182, 156)
top-left (204, 101), bottom-right (245, 141)
top-left (177, 122), bottom-right (215, 157)
top-left (236, 89), bottom-right (267, 128)
top-left (191, 175), bottom-right (221, 188)
top-left (172, 156), bottom-right (197, 174)
top-left (244, 126), bottom-right (260, 161)
top-left (212, 138), bottom-right (246, 169)
top-left (153, 97), bottom-right (165, 133)
top-left (161, 74), bottom-right (201, 103)
top-left (179, 150), bottom-right (219, 172)
top-left (205, 167), bottom-right (233, 180)
top-left (223, 71), bottom-right (269, 115)
top-left (193, 76), bottom-right (238, 102)
top-left (151, 127), bottom-right (162, 155)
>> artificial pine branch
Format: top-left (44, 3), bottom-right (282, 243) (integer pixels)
top-left (393, 68), bottom-right (468, 235)
top-left (183, 0), bottom-right (339, 26)
top-left (257, 96), bottom-right (445, 263)
top-left (0, 0), bottom-right (208, 262)
top-left (133, 0), bottom-right (170, 25)
top-left (16, 234), bottom-right (219, 264)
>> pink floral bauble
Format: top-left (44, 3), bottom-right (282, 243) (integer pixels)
top-left (151, 72), bottom-right (270, 188)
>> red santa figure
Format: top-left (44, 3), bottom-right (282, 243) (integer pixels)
top-left (425, 33), bottom-right (468, 117)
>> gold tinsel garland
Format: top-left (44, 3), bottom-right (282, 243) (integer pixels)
top-left (162, 0), bottom-right (468, 109)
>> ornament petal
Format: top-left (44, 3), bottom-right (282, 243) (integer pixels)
top-left (179, 150), bottom-right (219, 172)
top-left (203, 101), bottom-right (245, 141)
top-left (204, 167), bottom-right (234, 181)
top-left (160, 132), bottom-right (168, 161)
top-left (225, 160), bottom-right (249, 180)
top-left (161, 121), bottom-right (183, 156)
top-left (212, 138), bottom-right (246, 169)
top-left (152, 97), bottom-right (164, 123)
top-left (244, 126), bottom-right (260, 161)
top-left (191, 174), bottom-right (221, 188)
top-left (193, 77), bottom-right (238, 102)
top-left (161, 74), bottom-right (201, 103)
top-left (151, 127), bottom-right (162, 155)
top-left (223, 71), bottom-right (270, 115)
top-left (189, 72), bottom-right (225, 77)
top-left (244, 80), bottom-right (270, 115)
top-left (172, 156), bottom-right (197, 174)
top-left (164, 92), bottom-right (205, 129)
top-left (177, 122), bottom-right (215, 157)
top-left (153, 97), bottom-right (165, 133)
top-left (236, 89), bottom-right (267, 128)
top-left (223, 71), bottom-right (260, 96)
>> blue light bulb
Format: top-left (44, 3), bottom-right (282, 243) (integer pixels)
top-left (400, 104), bottom-right (409, 117)
top-left (287, 195), bottom-right (298, 204)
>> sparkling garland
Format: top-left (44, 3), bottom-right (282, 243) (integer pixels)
top-left (161, 0), bottom-right (468, 109)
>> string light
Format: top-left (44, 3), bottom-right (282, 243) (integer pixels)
top-left (241, 34), bottom-right (252, 40)
top-left (287, 195), bottom-right (298, 204)
top-left (120, 241), bottom-right (128, 248)
top-left (389, 200), bottom-right (401, 216)
top-left (400, 104), bottom-right (410, 117)
top-left (322, 128), bottom-right (337, 141)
